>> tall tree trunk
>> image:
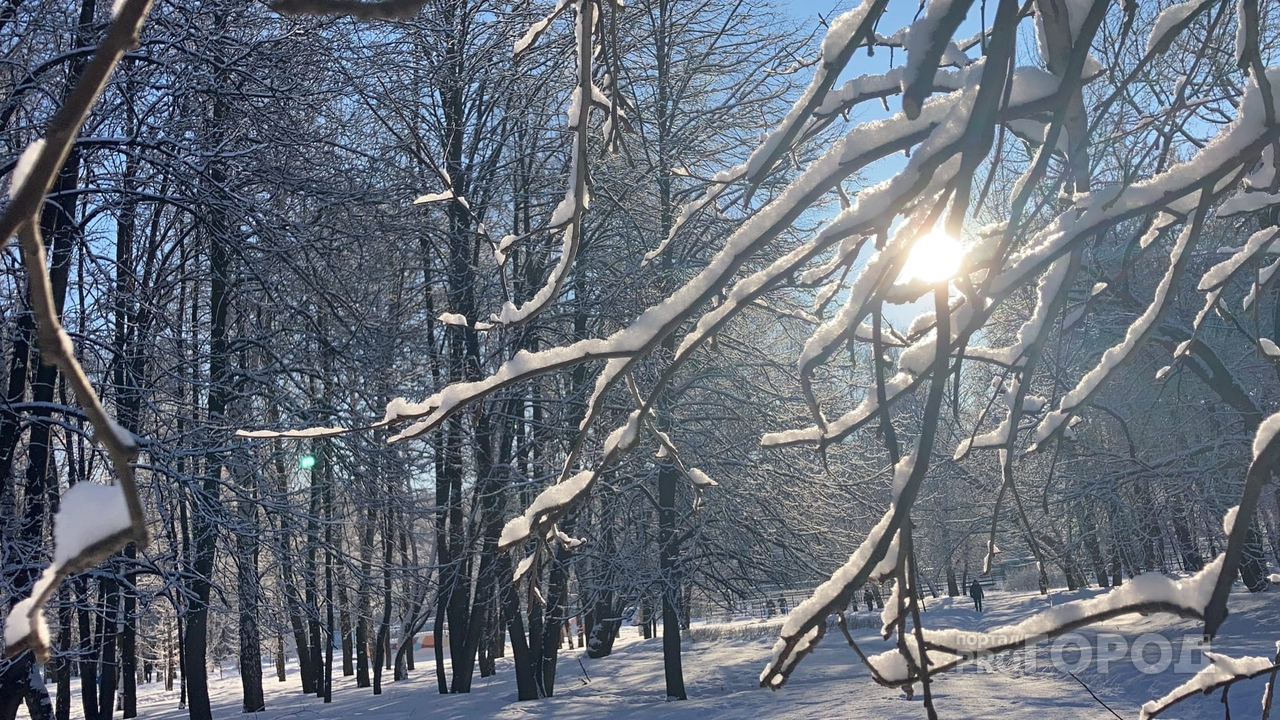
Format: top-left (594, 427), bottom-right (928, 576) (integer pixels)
top-left (1081, 509), bottom-right (1109, 587)
top-left (355, 505), bottom-right (375, 688)
top-left (120, 543), bottom-right (138, 719)
top-left (525, 556), bottom-right (545, 697)
top-left (269, 451), bottom-right (314, 694)
top-left (537, 539), bottom-right (574, 697)
top-left (1172, 509), bottom-right (1204, 572)
top-left (165, 626), bottom-right (175, 692)
top-left (586, 508), bottom-right (622, 659)
top-left (1109, 538), bottom-right (1124, 587)
top-left (657, 461), bottom-right (687, 700)
top-left (185, 64), bottom-right (236, 720)
top-left (479, 594), bottom-right (500, 676)
top-left (55, 592), bottom-right (71, 720)
top-left (397, 528), bottom-right (416, 674)
top-left (76, 582), bottom-right (98, 720)
top-left (501, 550), bottom-right (537, 700)
top-left (95, 577), bottom-right (120, 720)
top-left (276, 636), bottom-right (286, 683)
top-left (652, 0), bottom-right (686, 695)
top-left (184, 494), bottom-right (220, 720)
top-left (282, 541), bottom-right (314, 694)
top-left (372, 510), bottom-right (393, 696)
top-left (322, 447), bottom-right (334, 704)
top-left (432, 425), bottom-right (453, 694)
top-left (177, 613), bottom-right (187, 709)
top-left (113, 129), bottom-right (143, 720)
top-left (304, 445), bottom-right (324, 699)
top-left (454, 393), bottom-right (515, 692)
top-left (340, 603), bottom-right (354, 678)
top-left (1240, 523), bottom-right (1270, 592)
top-left (236, 471), bottom-right (266, 712)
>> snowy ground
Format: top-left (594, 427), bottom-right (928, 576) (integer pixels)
top-left (25, 586), bottom-right (1280, 719)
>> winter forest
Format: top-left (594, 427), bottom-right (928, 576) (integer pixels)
top-left (8, 0), bottom-right (1280, 717)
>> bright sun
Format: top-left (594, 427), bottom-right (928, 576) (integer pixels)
top-left (898, 227), bottom-right (965, 284)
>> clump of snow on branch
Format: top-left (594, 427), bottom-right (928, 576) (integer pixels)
top-left (926, 555), bottom-right (1224, 658)
top-left (498, 410), bottom-right (643, 550)
top-left (4, 482), bottom-right (135, 659)
top-left (498, 470), bottom-right (594, 550)
top-left (1254, 412), bottom-right (1280, 460)
top-left (53, 482), bottom-right (132, 564)
top-left (414, 190), bottom-right (469, 208)
top-left (1146, 0), bottom-right (1216, 54)
top-left (238, 426), bottom-right (349, 439)
top-left (8, 139), bottom-right (45, 199)
top-left (1140, 652), bottom-right (1279, 719)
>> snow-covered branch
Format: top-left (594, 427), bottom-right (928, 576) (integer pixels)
top-left (1140, 651), bottom-right (1280, 720)
top-left (0, 0), bottom-right (155, 662)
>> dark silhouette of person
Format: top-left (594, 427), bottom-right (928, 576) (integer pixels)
top-left (969, 579), bottom-right (985, 613)
top-left (863, 586), bottom-right (875, 612)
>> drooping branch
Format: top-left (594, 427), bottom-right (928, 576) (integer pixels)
top-left (1, 0), bottom-right (156, 662)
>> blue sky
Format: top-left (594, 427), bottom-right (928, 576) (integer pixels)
top-left (785, 0), bottom-right (920, 26)
top-left (784, 1), bottom-right (936, 42)
top-left (782, 1), bottom-right (990, 69)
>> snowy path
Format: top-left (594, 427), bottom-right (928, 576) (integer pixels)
top-left (25, 587), bottom-right (1280, 719)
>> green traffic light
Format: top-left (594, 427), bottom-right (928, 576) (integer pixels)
top-left (299, 454), bottom-right (317, 470)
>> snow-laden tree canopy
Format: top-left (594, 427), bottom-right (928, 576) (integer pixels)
top-left (8, 0), bottom-right (1280, 716)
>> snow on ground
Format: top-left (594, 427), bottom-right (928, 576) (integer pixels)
top-left (25, 585), bottom-right (1280, 719)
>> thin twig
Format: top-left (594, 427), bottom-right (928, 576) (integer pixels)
top-left (1064, 670), bottom-right (1124, 720)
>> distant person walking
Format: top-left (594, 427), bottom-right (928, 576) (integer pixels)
top-left (969, 579), bottom-right (985, 613)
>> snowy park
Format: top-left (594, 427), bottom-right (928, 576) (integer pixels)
top-left (7, 0), bottom-right (1280, 718)
top-left (23, 586), bottom-right (1280, 719)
